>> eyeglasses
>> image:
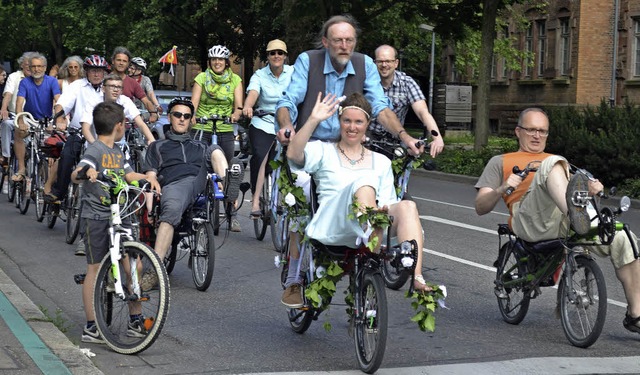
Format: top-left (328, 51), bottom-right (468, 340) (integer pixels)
top-left (329, 38), bottom-right (356, 46)
top-left (268, 50), bottom-right (285, 56)
top-left (104, 84), bottom-right (123, 91)
top-left (171, 111), bottom-right (193, 120)
top-left (375, 59), bottom-right (397, 65)
top-left (517, 125), bottom-right (549, 137)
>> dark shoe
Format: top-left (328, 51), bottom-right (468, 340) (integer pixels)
top-left (566, 172), bottom-right (591, 235)
top-left (127, 317), bottom-right (146, 338)
top-left (81, 324), bottom-right (105, 344)
top-left (250, 210), bottom-right (262, 219)
top-left (44, 193), bottom-right (60, 204)
top-left (230, 218), bottom-right (242, 232)
top-left (623, 313), bottom-right (640, 334)
top-left (75, 238), bottom-right (86, 256)
top-left (281, 284), bottom-right (303, 308)
top-left (224, 159), bottom-right (244, 203)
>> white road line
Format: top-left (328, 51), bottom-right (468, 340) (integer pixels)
top-left (421, 215), bottom-right (627, 309)
top-left (413, 196), bottom-right (510, 216)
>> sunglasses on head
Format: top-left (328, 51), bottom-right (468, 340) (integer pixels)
top-left (269, 50), bottom-right (285, 56)
top-left (171, 111), bottom-right (192, 120)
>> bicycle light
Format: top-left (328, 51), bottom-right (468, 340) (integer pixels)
top-left (400, 240), bottom-right (412, 254)
top-left (620, 196), bottom-right (631, 212)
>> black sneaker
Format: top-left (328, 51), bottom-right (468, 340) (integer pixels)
top-left (44, 192), bottom-right (60, 204)
top-left (224, 159), bottom-right (244, 203)
top-left (81, 324), bottom-right (105, 344)
top-left (623, 313), bottom-right (640, 334)
top-left (127, 318), bottom-right (146, 338)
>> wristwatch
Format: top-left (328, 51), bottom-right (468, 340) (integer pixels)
top-left (430, 130), bottom-right (439, 137)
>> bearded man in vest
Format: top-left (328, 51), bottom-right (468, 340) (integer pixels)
top-left (275, 14), bottom-right (425, 308)
top-left (475, 107), bottom-right (640, 335)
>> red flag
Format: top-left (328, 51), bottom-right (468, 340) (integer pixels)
top-left (159, 46), bottom-right (178, 75)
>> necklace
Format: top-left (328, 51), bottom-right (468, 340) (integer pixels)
top-left (337, 143), bottom-right (365, 165)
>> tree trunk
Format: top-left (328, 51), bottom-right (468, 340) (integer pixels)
top-left (474, 0), bottom-right (501, 151)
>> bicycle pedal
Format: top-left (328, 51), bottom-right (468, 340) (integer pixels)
top-left (74, 273), bottom-right (86, 285)
top-left (494, 288), bottom-right (507, 299)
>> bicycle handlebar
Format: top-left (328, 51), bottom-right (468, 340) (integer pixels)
top-left (195, 115), bottom-right (232, 124)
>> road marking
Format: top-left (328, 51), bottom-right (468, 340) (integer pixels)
top-left (421, 215), bottom-right (627, 309)
top-left (0, 291), bottom-right (72, 375)
top-left (413, 196), bottom-right (510, 216)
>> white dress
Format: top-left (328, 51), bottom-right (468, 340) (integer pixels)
top-left (300, 140), bottom-right (398, 247)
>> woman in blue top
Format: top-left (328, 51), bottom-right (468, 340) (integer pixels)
top-left (242, 39), bottom-right (293, 217)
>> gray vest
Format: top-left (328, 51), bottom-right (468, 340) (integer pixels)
top-left (296, 49), bottom-right (366, 130)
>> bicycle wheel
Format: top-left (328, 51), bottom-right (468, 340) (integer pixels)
top-left (192, 223), bottom-right (215, 291)
top-left (270, 172), bottom-right (287, 252)
top-left (495, 242), bottom-right (531, 324)
top-left (381, 249), bottom-right (410, 290)
top-left (18, 177), bottom-right (31, 215)
top-left (65, 183), bottom-right (82, 244)
top-left (253, 173), bottom-right (270, 240)
top-left (212, 199), bottom-right (221, 236)
top-left (164, 241), bottom-right (178, 275)
top-left (281, 240), bottom-right (314, 333)
top-left (7, 154), bottom-right (17, 202)
top-left (93, 241), bottom-right (170, 354)
top-left (35, 160), bottom-right (47, 223)
top-left (558, 255), bottom-right (607, 348)
top-left (353, 271), bottom-right (388, 374)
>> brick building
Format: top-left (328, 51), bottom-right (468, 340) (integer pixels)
top-left (451, 0), bottom-right (638, 133)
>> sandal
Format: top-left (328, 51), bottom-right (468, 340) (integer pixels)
top-left (413, 275), bottom-right (433, 293)
top-left (11, 172), bottom-right (25, 182)
top-left (250, 210), bottom-right (262, 219)
top-left (623, 313), bottom-right (640, 334)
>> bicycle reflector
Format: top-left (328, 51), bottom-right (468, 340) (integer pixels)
top-left (393, 147), bottom-right (405, 158)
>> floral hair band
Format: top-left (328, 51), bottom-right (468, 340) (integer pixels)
top-left (338, 105), bottom-right (370, 120)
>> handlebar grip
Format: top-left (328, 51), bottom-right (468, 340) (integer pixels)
top-left (76, 164), bottom-right (91, 180)
top-left (284, 129), bottom-right (291, 139)
top-left (53, 109), bottom-right (65, 121)
top-left (505, 186), bottom-right (515, 195)
top-left (415, 140), bottom-right (425, 148)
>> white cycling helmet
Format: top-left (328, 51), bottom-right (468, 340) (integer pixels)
top-left (131, 57), bottom-right (147, 71)
top-left (208, 45), bottom-right (230, 59)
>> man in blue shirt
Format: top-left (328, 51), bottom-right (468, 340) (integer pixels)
top-left (275, 15), bottom-right (424, 308)
top-left (13, 53), bottom-right (61, 181)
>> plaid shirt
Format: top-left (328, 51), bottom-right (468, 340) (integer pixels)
top-left (369, 71), bottom-right (425, 135)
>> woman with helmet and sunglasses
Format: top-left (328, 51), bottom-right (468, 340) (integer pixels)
top-left (191, 45), bottom-right (243, 164)
top-left (129, 57), bottom-right (162, 116)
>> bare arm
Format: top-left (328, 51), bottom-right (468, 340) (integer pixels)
top-left (377, 108), bottom-right (423, 155)
top-left (81, 122), bottom-right (96, 144)
top-left (141, 97), bottom-right (158, 123)
top-left (133, 115), bottom-right (155, 144)
top-left (191, 83), bottom-right (202, 124)
top-left (411, 100), bottom-right (444, 157)
top-left (231, 82), bottom-right (243, 123)
top-left (242, 90), bottom-right (259, 118)
top-left (276, 107), bottom-right (295, 143)
top-left (1, 92), bottom-right (12, 120)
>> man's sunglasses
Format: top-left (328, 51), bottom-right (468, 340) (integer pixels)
top-left (269, 50), bottom-right (285, 56)
top-left (171, 111), bottom-right (193, 120)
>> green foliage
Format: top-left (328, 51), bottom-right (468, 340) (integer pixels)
top-left (406, 284), bottom-right (446, 332)
top-left (546, 101), bottom-right (640, 192)
top-left (435, 146), bottom-right (503, 177)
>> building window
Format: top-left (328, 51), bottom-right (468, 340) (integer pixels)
top-left (559, 18), bottom-right (571, 76)
top-left (537, 20), bottom-right (546, 76)
top-left (525, 24), bottom-right (533, 77)
top-left (635, 19), bottom-right (640, 77)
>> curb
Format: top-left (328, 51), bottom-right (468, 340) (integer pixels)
top-left (0, 267), bottom-right (103, 375)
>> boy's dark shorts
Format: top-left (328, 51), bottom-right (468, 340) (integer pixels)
top-left (84, 218), bottom-right (110, 264)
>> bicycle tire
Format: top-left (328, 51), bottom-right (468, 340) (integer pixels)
top-left (558, 255), bottom-right (607, 348)
top-left (381, 251), bottom-right (410, 290)
top-left (65, 183), bottom-right (82, 244)
top-left (93, 241), bottom-right (170, 354)
top-left (18, 178), bottom-right (31, 214)
top-left (35, 161), bottom-right (47, 223)
top-left (192, 222), bottom-right (215, 291)
top-left (7, 153), bottom-right (17, 202)
top-left (280, 240), bottom-right (314, 333)
top-left (164, 241), bottom-right (178, 275)
top-left (253, 174), bottom-right (270, 241)
top-left (0, 163), bottom-right (6, 198)
top-left (212, 199), bottom-right (221, 236)
top-left (46, 207), bottom-right (58, 228)
top-left (354, 271), bottom-right (388, 374)
top-left (270, 171), bottom-right (287, 252)
top-left (496, 241), bottom-right (531, 324)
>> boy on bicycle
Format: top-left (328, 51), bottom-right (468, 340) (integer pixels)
top-left (71, 101), bottom-right (159, 343)
top-left (474, 107), bottom-right (640, 335)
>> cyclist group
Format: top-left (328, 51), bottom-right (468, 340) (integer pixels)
top-left (1, 12), bottom-right (639, 353)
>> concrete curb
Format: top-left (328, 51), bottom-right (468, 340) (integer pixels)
top-left (0, 267), bottom-right (103, 375)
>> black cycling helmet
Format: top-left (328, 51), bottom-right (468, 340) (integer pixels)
top-left (167, 97), bottom-right (194, 114)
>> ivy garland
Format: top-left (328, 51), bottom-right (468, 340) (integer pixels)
top-left (271, 151), bottom-right (447, 333)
